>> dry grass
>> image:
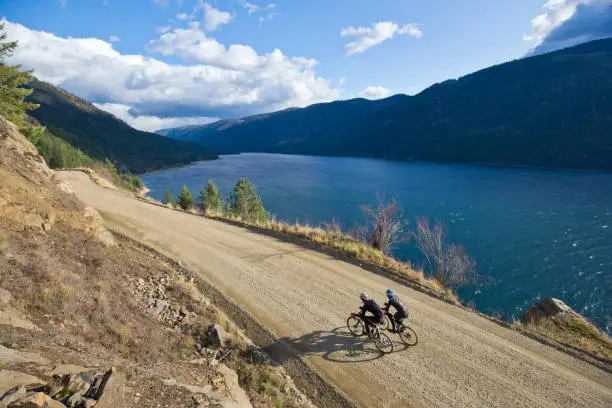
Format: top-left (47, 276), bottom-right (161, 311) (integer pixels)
top-left (233, 353), bottom-right (299, 408)
top-left (36, 284), bottom-right (76, 314)
top-left (521, 317), bottom-right (612, 360)
top-left (215, 214), bottom-right (457, 301)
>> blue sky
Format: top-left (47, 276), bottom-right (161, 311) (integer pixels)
top-left (2, 0), bottom-right (611, 130)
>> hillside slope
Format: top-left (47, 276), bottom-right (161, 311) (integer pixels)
top-left (26, 80), bottom-right (218, 174)
top-left (0, 116), bottom-right (315, 408)
top-left (161, 38), bottom-right (612, 171)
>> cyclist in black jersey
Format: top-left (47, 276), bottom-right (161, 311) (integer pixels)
top-left (358, 293), bottom-right (384, 334)
top-left (383, 289), bottom-right (408, 333)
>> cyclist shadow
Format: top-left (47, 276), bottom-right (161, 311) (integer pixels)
top-left (262, 326), bottom-right (408, 364)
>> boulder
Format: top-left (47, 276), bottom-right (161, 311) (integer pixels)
top-left (65, 373), bottom-right (96, 395)
top-left (77, 400), bottom-right (96, 408)
top-left (162, 366), bottom-right (253, 408)
top-left (0, 371), bottom-right (44, 396)
top-left (0, 386), bottom-right (28, 406)
top-left (47, 372), bottom-right (93, 402)
top-left (520, 298), bottom-right (573, 324)
top-left (206, 324), bottom-right (230, 348)
top-left (95, 368), bottom-right (126, 408)
top-left (5, 392), bottom-right (66, 408)
top-left (214, 364), bottom-right (252, 408)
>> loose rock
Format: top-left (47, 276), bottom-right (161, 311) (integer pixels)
top-left (0, 371), bottom-right (44, 396)
top-left (206, 324), bottom-right (229, 348)
top-left (520, 298), bottom-right (572, 324)
top-left (6, 392), bottom-right (66, 408)
top-left (0, 386), bottom-right (28, 406)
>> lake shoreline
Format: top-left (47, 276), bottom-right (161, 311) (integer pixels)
top-left (143, 153), bottom-right (612, 335)
top-left (144, 150), bottom-right (612, 177)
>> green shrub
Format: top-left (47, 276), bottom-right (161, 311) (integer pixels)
top-left (228, 178), bottom-right (268, 223)
top-left (200, 180), bottom-right (223, 214)
top-left (177, 185), bottom-right (194, 210)
top-left (36, 129), bottom-right (95, 168)
top-left (162, 188), bottom-right (176, 207)
top-left (104, 158), bottom-right (144, 192)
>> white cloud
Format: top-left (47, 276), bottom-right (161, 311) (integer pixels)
top-left (357, 86), bottom-right (392, 100)
top-left (109, 36), bottom-right (120, 42)
top-left (524, 0), bottom-right (585, 45)
top-left (241, 1), bottom-right (276, 16)
top-left (95, 103), bottom-right (217, 131)
top-left (176, 13), bottom-right (190, 20)
top-left (157, 25), bottom-right (173, 33)
top-left (3, 19), bottom-right (339, 121)
top-left (259, 11), bottom-right (280, 27)
top-left (201, 3), bottom-right (233, 32)
top-left (340, 21), bottom-right (422, 55)
top-left (398, 24), bottom-right (423, 38)
top-left (242, 1), bottom-right (258, 15)
top-left (147, 27), bottom-right (260, 70)
top-left (524, 0), bottom-right (612, 53)
top-left (337, 77), bottom-right (346, 86)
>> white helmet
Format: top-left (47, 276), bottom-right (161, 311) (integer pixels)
top-left (359, 293), bottom-right (369, 300)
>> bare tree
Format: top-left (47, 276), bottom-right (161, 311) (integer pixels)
top-left (323, 218), bottom-right (343, 235)
top-left (361, 195), bottom-right (407, 255)
top-left (413, 217), bottom-right (475, 286)
top-left (437, 243), bottom-right (475, 287)
top-left (350, 223), bottom-right (370, 243)
top-left (414, 217), bottom-right (446, 273)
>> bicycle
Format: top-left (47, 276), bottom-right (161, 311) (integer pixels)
top-left (384, 311), bottom-right (418, 347)
top-left (346, 313), bottom-right (394, 354)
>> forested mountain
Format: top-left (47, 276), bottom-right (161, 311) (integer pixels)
top-left (160, 38), bottom-right (612, 171)
top-left (26, 80), bottom-right (217, 174)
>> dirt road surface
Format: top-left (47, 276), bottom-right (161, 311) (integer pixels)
top-left (60, 171), bottom-right (612, 408)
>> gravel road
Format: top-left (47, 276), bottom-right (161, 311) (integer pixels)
top-left (61, 171), bottom-right (612, 408)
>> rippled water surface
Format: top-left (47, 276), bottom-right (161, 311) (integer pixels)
top-left (143, 154), bottom-right (612, 333)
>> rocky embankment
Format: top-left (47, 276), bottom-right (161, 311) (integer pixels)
top-left (520, 298), bottom-right (612, 360)
top-left (0, 363), bottom-right (123, 408)
top-left (0, 117), bottom-right (313, 408)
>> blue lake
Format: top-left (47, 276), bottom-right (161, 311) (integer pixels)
top-left (143, 153), bottom-right (612, 333)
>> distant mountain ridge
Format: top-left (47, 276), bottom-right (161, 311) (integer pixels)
top-left (26, 80), bottom-right (218, 174)
top-left (160, 38), bottom-right (612, 171)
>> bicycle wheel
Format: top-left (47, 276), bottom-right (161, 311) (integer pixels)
top-left (383, 314), bottom-right (393, 331)
top-left (372, 329), bottom-right (394, 354)
top-left (398, 325), bottom-right (418, 346)
top-left (347, 315), bottom-right (365, 336)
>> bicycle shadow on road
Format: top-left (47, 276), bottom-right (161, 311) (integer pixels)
top-left (262, 326), bottom-right (410, 365)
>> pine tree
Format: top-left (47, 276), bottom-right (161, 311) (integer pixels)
top-left (177, 185), bottom-right (194, 210)
top-left (199, 180), bottom-right (223, 214)
top-left (228, 178), bottom-right (268, 223)
top-left (0, 23), bottom-right (42, 141)
top-left (162, 188), bottom-right (176, 207)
